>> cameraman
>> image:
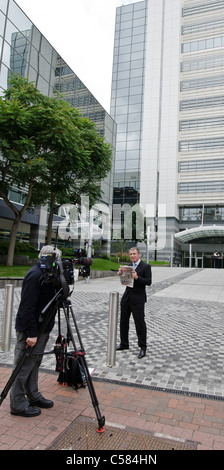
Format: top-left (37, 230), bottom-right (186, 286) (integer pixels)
top-left (10, 245), bottom-right (61, 417)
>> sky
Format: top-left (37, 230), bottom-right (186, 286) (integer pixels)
top-left (15, 0), bottom-right (141, 113)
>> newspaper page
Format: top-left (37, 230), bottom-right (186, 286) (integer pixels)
top-left (119, 266), bottom-right (134, 287)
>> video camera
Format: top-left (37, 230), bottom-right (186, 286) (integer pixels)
top-left (40, 248), bottom-right (92, 291)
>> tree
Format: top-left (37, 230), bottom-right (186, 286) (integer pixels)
top-left (0, 74), bottom-right (112, 265)
top-left (42, 99), bottom-right (112, 244)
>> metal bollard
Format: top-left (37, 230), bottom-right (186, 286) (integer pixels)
top-left (1, 284), bottom-right (14, 352)
top-left (107, 291), bottom-right (119, 367)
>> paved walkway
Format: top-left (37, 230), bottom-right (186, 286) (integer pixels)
top-left (1, 267), bottom-right (224, 451)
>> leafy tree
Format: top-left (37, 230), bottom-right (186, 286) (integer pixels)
top-left (0, 74), bottom-right (112, 265)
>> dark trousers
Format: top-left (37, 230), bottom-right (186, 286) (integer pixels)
top-left (10, 331), bottom-right (49, 413)
top-left (120, 298), bottom-right (147, 349)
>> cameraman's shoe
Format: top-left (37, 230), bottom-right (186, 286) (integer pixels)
top-left (30, 397), bottom-right (54, 408)
top-left (11, 405), bottom-right (41, 417)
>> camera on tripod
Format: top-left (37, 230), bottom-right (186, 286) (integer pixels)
top-left (40, 248), bottom-right (92, 289)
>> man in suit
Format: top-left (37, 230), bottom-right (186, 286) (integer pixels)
top-left (117, 247), bottom-right (152, 358)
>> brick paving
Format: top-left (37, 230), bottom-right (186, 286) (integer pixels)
top-left (1, 267), bottom-right (224, 453)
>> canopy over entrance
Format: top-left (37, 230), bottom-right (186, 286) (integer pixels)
top-left (175, 225), bottom-right (224, 243)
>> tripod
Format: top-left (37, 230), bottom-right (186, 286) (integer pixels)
top-left (0, 288), bottom-right (105, 433)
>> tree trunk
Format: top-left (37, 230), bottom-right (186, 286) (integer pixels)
top-left (6, 215), bottom-right (21, 266)
top-left (5, 182), bottom-right (33, 266)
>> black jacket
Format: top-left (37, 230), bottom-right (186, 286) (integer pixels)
top-left (15, 262), bottom-right (56, 337)
top-left (122, 261), bottom-right (152, 304)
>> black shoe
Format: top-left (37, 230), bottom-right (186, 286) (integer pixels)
top-left (138, 348), bottom-right (146, 359)
top-left (11, 405), bottom-right (41, 417)
top-left (30, 398), bottom-right (54, 408)
top-left (116, 345), bottom-right (129, 351)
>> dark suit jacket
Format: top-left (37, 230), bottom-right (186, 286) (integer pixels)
top-left (122, 261), bottom-right (152, 304)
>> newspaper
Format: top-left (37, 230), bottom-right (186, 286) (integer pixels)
top-left (119, 265), bottom-right (133, 287)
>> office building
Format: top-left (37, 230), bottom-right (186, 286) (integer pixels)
top-left (111, 0), bottom-right (224, 266)
top-left (0, 0), bottom-right (116, 251)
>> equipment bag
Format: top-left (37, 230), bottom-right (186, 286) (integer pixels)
top-left (57, 352), bottom-right (86, 390)
top-left (55, 335), bottom-right (86, 390)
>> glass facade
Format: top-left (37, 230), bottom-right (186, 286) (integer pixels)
top-left (0, 0), bottom-right (116, 246)
top-left (110, 0), bottom-right (147, 206)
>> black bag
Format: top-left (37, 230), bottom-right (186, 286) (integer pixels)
top-left (55, 335), bottom-right (86, 390)
top-left (57, 352), bottom-right (86, 390)
top-left (67, 354), bottom-right (86, 390)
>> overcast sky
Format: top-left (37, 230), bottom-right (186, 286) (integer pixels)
top-left (15, 0), bottom-right (132, 113)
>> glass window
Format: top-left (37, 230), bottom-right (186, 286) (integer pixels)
top-left (128, 112), bottom-right (141, 122)
top-left (125, 159), bottom-right (139, 169)
top-left (179, 159), bottom-right (224, 172)
top-left (1, 40), bottom-right (11, 68)
top-left (115, 105), bottom-right (128, 115)
top-left (130, 59), bottom-right (144, 69)
top-left (127, 130), bottom-right (141, 141)
top-left (182, 35), bottom-right (224, 53)
top-left (0, 0), bottom-right (8, 14)
top-left (117, 70), bottom-right (130, 80)
top-left (118, 52), bottom-right (131, 63)
top-left (179, 137), bottom-right (224, 151)
top-left (134, 1), bottom-right (147, 11)
top-left (117, 61), bottom-right (130, 72)
top-left (129, 94), bottom-right (142, 105)
top-left (183, 1), bottom-right (224, 16)
top-left (127, 140), bottom-right (140, 150)
top-left (128, 121), bottom-right (141, 132)
top-left (132, 25), bottom-right (145, 36)
top-left (132, 34), bottom-right (145, 44)
top-left (214, 37), bottom-right (222, 47)
top-left (0, 11), bottom-right (5, 37)
top-left (120, 19), bottom-right (133, 30)
top-left (131, 50), bottom-right (144, 61)
top-left (8, 2), bottom-right (32, 32)
top-left (120, 28), bottom-right (132, 39)
top-left (116, 141), bottom-right (126, 151)
top-left (133, 17), bottom-right (146, 28)
top-left (115, 161), bottom-right (125, 171)
top-left (116, 151), bottom-right (126, 161)
top-left (130, 68), bottom-right (144, 78)
top-left (119, 36), bottom-right (132, 47)
top-left (119, 44), bottom-right (131, 54)
top-left (116, 96), bottom-right (129, 107)
top-left (130, 85), bottom-right (142, 95)
top-left (178, 181), bottom-right (224, 193)
top-left (121, 12), bottom-right (133, 22)
top-left (128, 103), bottom-right (142, 114)
top-left (130, 76), bottom-right (143, 87)
top-left (0, 62), bottom-right (8, 90)
top-left (206, 38), bottom-right (213, 49)
top-left (117, 132), bottom-right (127, 142)
top-left (116, 80), bottom-right (129, 91)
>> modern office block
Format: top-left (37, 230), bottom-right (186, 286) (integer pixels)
top-left (111, 0), bottom-right (224, 266)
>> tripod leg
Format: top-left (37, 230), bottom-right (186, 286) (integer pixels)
top-left (78, 353), bottom-right (105, 432)
top-left (62, 301), bottom-right (105, 432)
